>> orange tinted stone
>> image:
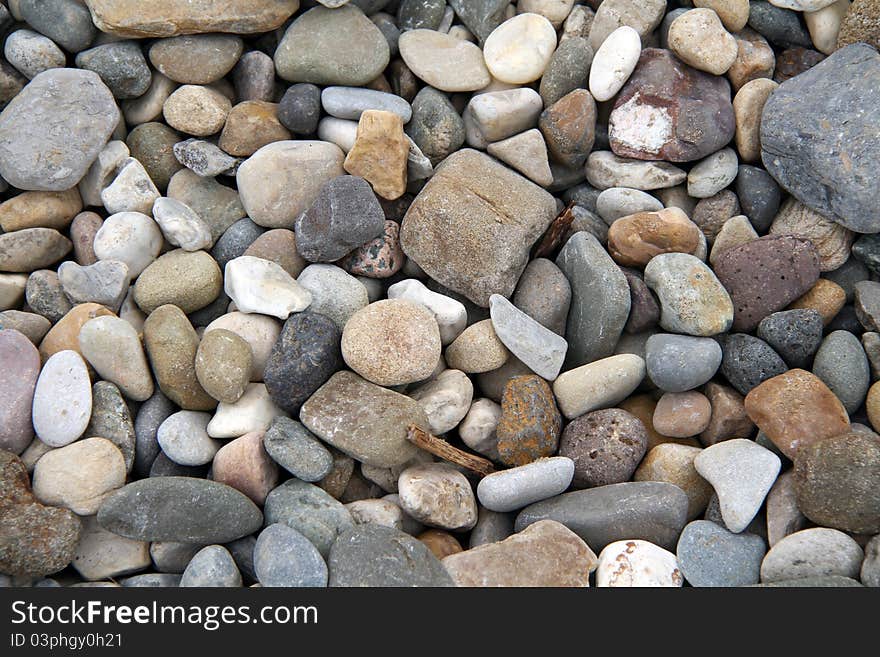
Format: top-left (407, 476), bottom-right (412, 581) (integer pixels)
top-left (607, 207), bottom-right (702, 267)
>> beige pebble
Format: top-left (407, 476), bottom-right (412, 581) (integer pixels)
top-left (653, 391), bottom-right (713, 438)
top-left (163, 84), bottom-right (232, 136)
top-left (445, 319), bottom-right (510, 374)
top-left (668, 8), bottom-right (738, 75)
top-left (733, 78), bottom-right (779, 163)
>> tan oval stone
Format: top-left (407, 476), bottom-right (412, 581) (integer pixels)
top-left (39, 303), bottom-right (115, 362)
top-left (445, 319), bottom-right (510, 374)
top-left (398, 29), bottom-right (491, 92)
top-left (418, 529), bottom-right (463, 560)
top-left (133, 249), bottom-right (222, 314)
top-left (744, 368), bottom-right (850, 459)
top-left (634, 443), bottom-right (712, 520)
top-left (734, 78), bottom-right (779, 163)
top-left (653, 391), bottom-right (712, 438)
top-left (693, 0), bottom-right (750, 31)
top-left (163, 84), bottom-right (232, 136)
top-left (195, 328), bottom-right (252, 403)
top-left (243, 229), bottom-right (306, 278)
top-left (219, 101), bottom-right (291, 157)
top-left (727, 27), bottom-right (776, 91)
top-left (607, 207), bottom-right (702, 267)
top-left (149, 34), bottom-right (244, 84)
top-left (619, 394), bottom-right (700, 450)
top-left (668, 8), bottom-right (738, 76)
top-left (0, 189), bottom-right (82, 232)
top-left (397, 463), bottom-right (478, 531)
top-left (787, 278), bottom-right (847, 326)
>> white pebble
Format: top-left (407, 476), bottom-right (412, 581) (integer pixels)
top-left (101, 157), bottom-right (160, 215)
top-left (589, 26), bottom-right (642, 102)
top-left (483, 13), bottom-right (558, 84)
top-left (224, 255), bottom-right (312, 320)
top-left (387, 278), bottom-right (467, 345)
top-left (206, 382), bottom-right (286, 439)
top-left (157, 411), bottom-right (219, 466)
top-left (596, 540), bottom-right (684, 587)
top-left (152, 197), bottom-right (213, 251)
top-left (93, 211), bottom-right (164, 277)
top-left (32, 350), bottom-right (92, 447)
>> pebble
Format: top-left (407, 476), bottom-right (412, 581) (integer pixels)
top-left (459, 398), bottom-right (502, 459)
top-left (0, 275), bottom-right (27, 310)
top-left (756, 309), bottom-right (824, 369)
top-left (443, 519), bottom-right (596, 587)
top-left (168, 169), bottom-right (246, 241)
top-left (0, 228), bottom-right (72, 273)
top-left (212, 431), bottom-right (279, 505)
top-left (300, 371), bottom-right (425, 468)
top-left (57, 260), bottom-right (130, 312)
top-left (588, 26), bottom-right (640, 102)
top-left (31, 350), bottom-right (91, 448)
top-left (75, 41), bottom-right (152, 100)
top-left (132, 391), bottom-right (174, 478)
top-left (589, 0), bottom-right (666, 49)
top-left (346, 498), bottom-right (408, 531)
top-left (766, 470), bottom-right (809, 547)
top-left (720, 334), bottom-right (789, 396)
top-left (322, 86), bottom-right (412, 123)
top-left (0, 189), bottom-right (82, 233)
top-left (669, 8), bottom-right (738, 75)
top-left (609, 49), bottom-right (735, 163)
top-left (78, 315), bottom-right (153, 402)
top-left (100, 158), bottom-right (160, 216)
top-left (224, 255), bottom-right (311, 320)
top-left (275, 6), bottom-right (390, 86)
top-left (156, 411), bottom-right (219, 467)
top-left (79, 141), bottom-right (129, 208)
top-left (760, 528), bottom-right (864, 583)
top-left (210, 219), bottom-right (264, 271)
top-left (204, 311), bottom-right (279, 382)
top-left (206, 382), bottom-right (283, 438)
top-left (263, 311), bottom-right (340, 414)
top-left (634, 444), bottom-right (712, 519)
top-left (596, 188), bottom-right (663, 225)
top-left (328, 524), bottom-right (453, 587)
top-left (121, 72), bottom-right (176, 126)
top-left (652, 392), bottom-right (713, 438)
top-left (556, 231), bottom-right (631, 367)
top-left (180, 545), bottom-right (241, 588)
top-left (143, 304), bottom-right (216, 411)
top-left (862, 535), bottom-right (880, 587)
top-left (483, 13), bottom-right (557, 84)
top-left (39, 303), bottom-right (113, 362)
top-left (553, 354), bottom-right (646, 420)
top-left (152, 197), bottom-right (212, 252)
top-left (559, 408), bottom-right (648, 488)
top-left (676, 520), bottom-right (766, 587)
top-left (407, 87), bottom-right (466, 164)
top-left (97, 477), bottom-right (263, 544)
top-left (687, 148), bottom-right (739, 199)
top-left (476, 457), bottom-right (574, 513)
top-left (409, 369), bottom-right (473, 435)
top-left (163, 85), bottom-right (231, 137)
top-left (4, 29), bottom-right (65, 80)
top-left (219, 100), bottom-right (291, 157)
top-left (694, 439), bottom-right (781, 533)
top-left (445, 319), bottom-right (509, 373)
top-left (83, 381), bottom-right (136, 472)
top-left (812, 330), bottom-right (870, 414)
top-left (238, 140), bottom-right (345, 229)
top-left (486, 129), bottom-right (553, 187)
top-left (126, 122), bottom-right (184, 192)
top-left (264, 479), bottom-right (354, 557)
top-left (0, 329), bottom-right (39, 454)
top-left (517, 481), bottom-right (689, 552)
top-left (0, 311), bottom-right (50, 346)
top-left (838, 0), bottom-right (880, 49)
top-left (607, 208), bottom-right (702, 267)
top-left (492, 375), bottom-right (561, 466)
top-left (539, 89), bottom-right (598, 169)
top-left (645, 334), bottom-right (722, 393)
top-left (135, 249), bottom-right (222, 315)
top-left (193, 328), bottom-right (252, 405)
top-left (489, 294), bottom-right (567, 380)
top-left (93, 212), bottom-right (163, 278)
top-left (337, 219), bottom-right (405, 278)
top-left (387, 279), bottom-right (467, 346)
top-left (71, 516), bottom-right (149, 582)
top-left (32, 437), bottom-right (126, 515)
top-left (539, 35), bottom-right (592, 107)
top-left (26, 270), bottom-right (70, 324)
top-left (770, 199), bottom-right (854, 273)
top-left (254, 524), bottom-right (327, 588)
top-left (596, 539), bottom-right (683, 587)
top-left (744, 368), bottom-right (850, 459)
top-left (263, 417), bottom-right (333, 483)
top-left (0, 69), bottom-right (119, 191)
top-left (397, 463), bottom-right (477, 531)
top-left (467, 88), bottom-right (544, 145)
top-left (149, 34), bottom-right (243, 85)
top-left (343, 110), bottom-right (409, 201)
top-left (173, 139), bottom-right (238, 178)
top-left (795, 431), bottom-right (880, 534)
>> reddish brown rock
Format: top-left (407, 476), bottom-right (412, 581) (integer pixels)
top-left (607, 208), bottom-right (702, 267)
top-left (338, 220), bottom-right (404, 279)
top-left (744, 369), bottom-right (851, 459)
top-left (441, 519), bottom-right (597, 587)
top-left (619, 394), bottom-right (700, 450)
top-left (219, 101), bottom-right (291, 157)
top-left (714, 235), bottom-right (821, 332)
top-left (653, 391), bottom-right (712, 438)
top-left (558, 408), bottom-right (648, 488)
top-left (699, 382), bottom-right (754, 446)
top-left (243, 228), bottom-right (307, 278)
top-left (621, 268), bottom-right (660, 334)
top-left (538, 88), bottom-right (597, 168)
top-left (211, 431), bottom-right (279, 505)
top-left (774, 47), bottom-right (825, 83)
top-left (727, 27), bottom-right (776, 91)
top-left (608, 48), bottom-right (735, 163)
top-left (418, 529), bottom-right (463, 560)
top-left (69, 212), bottom-right (102, 266)
top-left (495, 375), bottom-right (562, 467)
top-left (0, 330), bottom-right (40, 454)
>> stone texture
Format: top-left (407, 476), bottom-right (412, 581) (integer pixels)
top-left (559, 408), bottom-right (648, 488)
top-left (495, 375), bottom-right (562, 467)
top-left (398, 29), bottom-right (491, 92)
top-left (635, 444), bottom-right (712, 520)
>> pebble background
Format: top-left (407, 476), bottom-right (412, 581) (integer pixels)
top-left (0, 0), bottom-right (879, 588)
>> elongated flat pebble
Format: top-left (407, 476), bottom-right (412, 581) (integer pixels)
top-left (589, 26), bottom-right (641, 102)
top-left (489, 294), bottom-right (567, 380)
top-left (32, 350), bottom-right (92, 447)
top-left (694, 439), bottom-right (781, 533)
top-left (477, 457), bottom-right (574, 513)
top-left (263, 416), bottom-right (333, 482)
top-left (399, 29), bottom-right (491, 92)
top-left (596, 540), bottom-right (683, 587)
top-left (0, 329), bottom-right (40, 454)
top-left (552, 354), bottom-right (645, 419)
top-left (78, 315), bottom-right (153, 402)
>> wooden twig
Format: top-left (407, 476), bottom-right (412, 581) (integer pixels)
top-left (532, 201), bottom-right (576, 259)
top-left (406, 425), bottom-right (496, 477)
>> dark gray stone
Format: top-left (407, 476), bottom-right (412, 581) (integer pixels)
top-left (812, 330), bottom-right (870, 414)
top-left (854, 233), bottom-right (880, 275)
top-left (75, 41), bottom-right (152, 99)
top-left (748, 1), bottom-right (813, 48)
top-left (148, 452), bottom-right (208, 479)
top-left (264, 311), bottom-right (341, 414)
top-left (826, 257), bottom-right (871, 303)
top-left (225, 535), bottom-right (257, 584)
top-left (371, 12), bottom-right (400, 58)
top-left (469, 507), bottom-right (514, 548)
top-left (398, 0), bottom-right (446, 30)
top-left (328, 524), bottom-right (454, 586)
top-left (25, 270), bottom-right (71, 323)
top-left (263, 416), bottom-right (334, 482)
top-left (512, 257), bottom-right (571, 336)
top-left (263, 479), bottom-right (354, 558)
top-left (645, 333), bottom-right (722, 393)
top-left (720, 334), bottom-right (788, 396)
top-left (756, 309), bottom-right (824, 369)
top-left (622, 267), bottom-right (660, 335)
top-left (210, 218), bottom-right (265, 270)
top-left (19, 0), bottom-right (96, 53)
top-left (406, 86), bottom-right (466, 165)
top-left (97, 477), bottom-right (263, 543)
top-left (735, 165), bottom-right (781, 233)
top-left (515, 481), bottom-right (690, 552)
top-left (556, 231), bottom-right (630, 368)
top-left (295, 175), bottom-right (385, 262)
top-left (855, 280), bottom-right (880, 331)
top-left (676, 520), bottom-right (766, 587)
top-left (447, 0), bottom-right (508, 43)
top-left (84, 381), bottom-right (136, 473)
top-left (133, 390), bottom-right (176, 478)
top-left (761, 44), bottom-right (880, 233)
top-left (278, 83), bottom-right (322, 134)
top-left (173, 139), bottom-right (239, 178)
top-left (254, 523), bottom-right (328, 587)
top-left (232, 50), bottom-right (275, 103)
top-left (539, 37), bottom-right (593, 108)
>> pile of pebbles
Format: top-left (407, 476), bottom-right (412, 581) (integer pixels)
top-left (1, 0), bottom-right (879, 588)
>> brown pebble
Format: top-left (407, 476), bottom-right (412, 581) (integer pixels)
top-left (211, 431), bottom-right (279, 506)
top-left (243, 229), bottom-right (306, 278)
top-left (607, 207), bottom-right (702, 267)
top-left (0, 189), bottom-right (82, 232)
top-left (653, 391), bottom-right (712, 438)
top-left (39, 302), bottom-right (115, 362)
top-left (495, 375), bottom-right (562, 467)
top-left (634, 443), bottom-right (712, 520)
top-left (727, 27), bottom-right (775, 91)
top-left (619, 394), bottom-right (700, 450)
top-left (418, 529), bottom-right (463, 560)
top-left (774, 47), bottom-right (825, 83)
top-left (219, 100), bottom-right (291, 157)
top-left (787, 278), bottom-right (846, 326)
top-left (343, 109), bottom-right (409, 201)
top-left (699, 382), bottom-right (754, 446)
top-left (692, 190), bottom-right (741, 243)
top-left (69, 212), bottom-right (103, 266)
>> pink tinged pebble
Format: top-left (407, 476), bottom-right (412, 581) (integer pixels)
top-left (0, 329), bottom-right (41, 454)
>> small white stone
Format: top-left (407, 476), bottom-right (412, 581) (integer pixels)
top-left (204, 311), bottom-right (280, 381)
top-left (687, 148), bottom-right (739, 199)
top-left (483, 13), bottom-right (558, 84)
top-left (398, 463), bottom-right (478, 531)
top-left (152, 197), bottom-right (213, 251)
top-left (78, 140), bottom-right (130, 207)
top-left (398, 29), bottom-right (491, 92)
top-left (486, 128), bottom-right (553, 187)
top-left (596, 187), bottom-right (664, 225)
top-left (32, 437), bottom-right (126, 515)
top-left (101, 157), bottom-right (160, 215)
top-left (317, 116), bottom-right (359, 153)
top-left (519, 0), bottom-right (576, 28)
top-left (72, 515), bottom-right (150, 582)
top-left (157, 410), bottom-right (220, 466)
top-left (477, 456), bottom-right (575, 512)
top-left (32, 350), bottom-right (92, 447)
top-left (224, 255), bottom-right (312, 320)
top-left (387, 278), bottom-right (467, 345)
top-left (589, 26), bottom-right (642, 102)
top-left (207, 382), bottom-right (286, 439)
top-left (596, 540), bottom-right (684, 587)
top-left (345, 499), bottom-right (407, 531)
top-left (459, 398), bottom-right (502, 460)
top-left (466, 87), bottom-right (544, 143)
top-left (804, 0), bottom-right (850, 55)
top-left (93, 211), bottom-right (164, 277)
top-left (409, 369), bottom-right (474, 435)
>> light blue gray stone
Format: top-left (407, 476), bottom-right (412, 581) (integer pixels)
top-left (263, 479), bottom-right (354, 557)
top-left (321, 86), bottom-right (412, 123)
top-left (254, 523), bottom-right (328, 587)
top-left (477, 457), bottom-right (575, 513)
top-left (676, 520), bottom-right (766, 587)
top-left (489, 294), bottom-right (567, 380)
top-left (811, 330), bottom-right (870, 414)
top-left (180, 545), bottom-right (242, 587)
top-left (645, 333), bottom-right (722, 392)
top-left (263, 416), bottom-right (334, 482)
